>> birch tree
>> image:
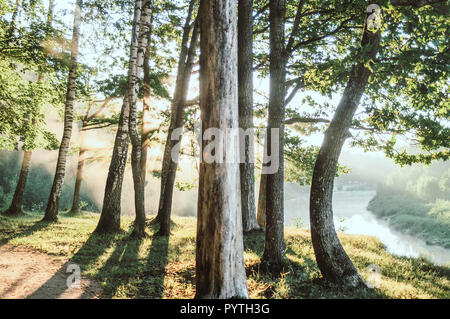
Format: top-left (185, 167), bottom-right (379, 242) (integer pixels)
top-left (43, 0), bottom-right (82, 222)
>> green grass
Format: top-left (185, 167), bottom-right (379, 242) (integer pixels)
top-left (368, 192), bottom-right (450, 248)
top-left (0, 212), bottom-right (449, 299)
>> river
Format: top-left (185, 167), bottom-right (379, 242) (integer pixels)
top-left (285, 188), bottom-right (450, 267)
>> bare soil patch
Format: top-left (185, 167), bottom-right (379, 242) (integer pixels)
top-left (0, 244), bottom-right (102, 299)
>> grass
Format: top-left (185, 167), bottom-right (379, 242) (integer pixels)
top-left (0, 212), bottom-right (449, 299)
top-left (368, 192), bottom-right (450, 248)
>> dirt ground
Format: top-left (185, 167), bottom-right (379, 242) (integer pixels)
top-left (0, 244), bottom-right (102, 299)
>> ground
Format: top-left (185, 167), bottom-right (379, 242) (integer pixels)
top-left (0, 212), bottom-right (449, 299)
top-left (0, 244), bottom-right (101, 298)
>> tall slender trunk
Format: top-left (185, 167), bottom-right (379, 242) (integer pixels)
top-left (2, 151), bottom-right (32, 216)
top-left (261, 0), bottom-right (286, 272)
top-left (95, 0), bottom-right (143, 233)
top-left (155, 0), bottom-right (198, 235)
top-left (129, 0), bottom-right (153, 237)
top-left (238, 0), bottom-right (259, 233)
top-left (195, 0), bottom-right (248, 299)
top-left (309, 8), bottom-right (381, 288)
top-left (69, 120), bottom-right (87, 214)
top-left (43, 0), bottom-right (82, 222)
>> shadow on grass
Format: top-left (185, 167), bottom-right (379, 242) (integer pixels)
top-left (26, 231), bottom-right (116, 299)
top-left (137, 235), bottom-right (170, 298)
top-left (0, 217), bottom-right (52, 248)
top-left (87, 234), bottom-right (144, 298)
top-left (243, 230), bottom-right (388, 299)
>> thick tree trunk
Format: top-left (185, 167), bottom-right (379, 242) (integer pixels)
top-left (238, 0), bottom-right (259, 233)
top-left (3, 151), bottom-right (32, 216)
top-left (261, 0), bottom-right (286, 272)
top-left (195, 0), bottom-right (248, 299)
top-left (129, 0), bottom-right (153, 238)
top-left (69, 120), bottom-right (87, 214)
top-left (156, 1), bottom-right (198, 236)
top-left (95, 0), bottom-right (143, 233)
top-left (309, 11), bottom-right (381, 288)
top-left (43, 0), bottom-right (82, 222)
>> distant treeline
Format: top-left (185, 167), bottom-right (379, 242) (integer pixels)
top-left (368, 162), bottom-right (450, 248)
top-left (0, 151), bottom-right (100, 213)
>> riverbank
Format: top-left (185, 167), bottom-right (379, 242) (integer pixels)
top-left (367, 190), bottom-right (450, 249)
top-left (0, 213), bottom-right (449, 298)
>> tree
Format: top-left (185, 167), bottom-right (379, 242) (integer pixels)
top-left (260, 0), bottom-right (287, 272)
top-left (238, 0), bottom-right (260, 233)
top-left (69, 97), bottom-right (117, 214)
top-left (129, 0), bottom-right (153, 237)
top-left (195, 0), bottom-right (248, 299)
top-left (309, 0), bottom-right (447, 287)
top-left (310, 5), bottom-right (381, 288)
top-left (42, 0), bottom-right (82, 222)
top-left (95, 0), bottom-right (146, 233)
top-left (1, 0), bottom-right (58, 217)
top-left (155, 0), bottom-right (199, 236)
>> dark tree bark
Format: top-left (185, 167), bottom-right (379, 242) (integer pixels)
top-left (195, 0), bottom-right (248, 299)
top-left (309, 10), bottom-right (381, 288)
top-left (129, 0), bottom-right (153, 238)
top-left (95, 0), bottom-right (143, 233)
top-left (2, 151), bottom-right (32, 216)
top-left (261, 0), bottom-right (287, 273)
top-left (155, 0), bottom-right (199, 236)
top-left (238, 0), bottom-right (260, 233)
top-left (42, 0), bottom-right (82, 222)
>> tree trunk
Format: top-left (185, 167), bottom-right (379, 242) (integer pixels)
top-left (129, 0), bottom-right (153, 238)
top-left (238, 0), bottom-right (259, 233)
top-left (3, 151), bottom-right (32, 216)
top-left (69, 120), bottom-right (87, 214)
top-left (261, 0), bottom-right (286, 273)
top-left (256, 173), bottom-right (267, 227)
top-left (95, 0), bottom-right (143, 233)
top-left (195, 0), bottom-right (248, 299)
top-left (43, 0), bottom-right (82, 222)
top-left (309, 10), bottom-right (381, 288)
top-left (156, 0), bottom-right (198, 236)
